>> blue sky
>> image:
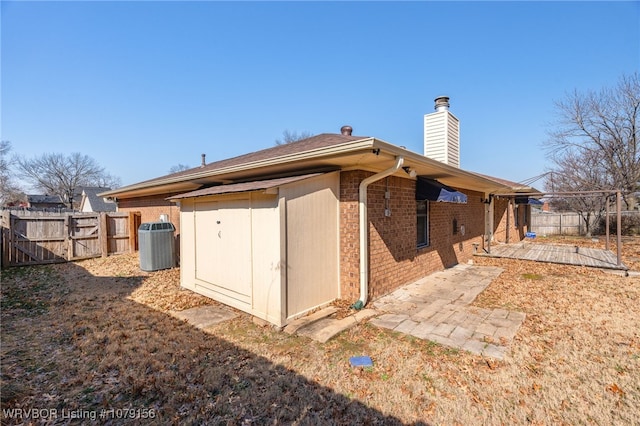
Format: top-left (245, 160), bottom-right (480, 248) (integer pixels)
top-left (2, 1), bottom-right (639, 189)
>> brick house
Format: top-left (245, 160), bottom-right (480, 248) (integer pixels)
top-left (101, 97), bottom-right (538, 326)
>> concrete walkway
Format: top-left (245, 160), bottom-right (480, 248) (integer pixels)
top-left (175, 264), bottom-right (525, 359)
top-left (171, 305), bottom-right (238, 329)
top-left (370, 264), bottom-right (525, 359)
top-left (284, 307), bottom-right (378, 343)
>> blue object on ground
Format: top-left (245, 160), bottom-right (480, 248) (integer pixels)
top-left (525, 232), bottom-right (536, 238)
top-left (349, 356), bottom-right (373, 367)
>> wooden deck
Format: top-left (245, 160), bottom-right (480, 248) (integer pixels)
top-left (476, 242), bottom-right (627, 270)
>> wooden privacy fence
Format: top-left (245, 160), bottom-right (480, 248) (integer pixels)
top-left (530, 211), bottom-right (640, 236)
top-left (1, 211), bottom-right (138, 267)
top-left (530, 212), bottom-right (591, 236)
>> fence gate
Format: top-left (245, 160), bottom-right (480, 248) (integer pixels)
top-left (68, 214), bottom-right (102, 260)
top-left (1, 211), bottom-right (136, 267)
top-left (2, 212), bottom-right (67, 266)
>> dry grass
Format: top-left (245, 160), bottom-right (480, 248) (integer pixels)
top-left (1, 237), bottom-right (639, 425)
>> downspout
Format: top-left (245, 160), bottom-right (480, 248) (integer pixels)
top-left (353, 156), bottom-right (404, 310)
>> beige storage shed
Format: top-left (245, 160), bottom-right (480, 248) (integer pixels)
top-left (173, 172), bottom-right (339, 327)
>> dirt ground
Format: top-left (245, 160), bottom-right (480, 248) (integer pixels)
top-left (1, 236), bottom-right (639, 425)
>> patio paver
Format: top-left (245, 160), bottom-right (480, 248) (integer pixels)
top-left (372, 264), bottom-right (526, 359)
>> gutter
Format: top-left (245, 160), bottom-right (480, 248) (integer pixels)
top-left (369, 139), bottom-right (525, 194)
top-left (101, 137), bottom-right (527, 199)
top-left (99, 138), bottom-right (377, 198)
top-left (354, 155), bottom-right (404, 309)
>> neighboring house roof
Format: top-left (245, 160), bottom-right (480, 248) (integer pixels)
top-left (101, 133), bottom-right (538, 200)
top-left (80, 187), bottom-right (117, 212)
top-left (27, 194), bottom-right (64, 204)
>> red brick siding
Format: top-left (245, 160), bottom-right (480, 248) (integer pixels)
top-left (339, 171), bottom-right (366, 301)
top-left (367, 176), bottom-right (418, 299)
top-left (117, 194), bottom-right (182, 235)
top-left (339, 170), bottom-right (507, 303)
top-left (493, 198), bottom-right (529, 243)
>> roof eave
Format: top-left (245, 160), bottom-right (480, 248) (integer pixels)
top-left (369, 140), bottom-right (528, 194)
top-left (101, 136), bottom-right (537, 199)
top-left (100, 138), bottom-right (376, 198)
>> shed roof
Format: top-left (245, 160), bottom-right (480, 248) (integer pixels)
top-left (169, 173), bottom-right (323, 200)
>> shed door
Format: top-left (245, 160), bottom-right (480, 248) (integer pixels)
top-left (194, 198), bottom-right (252, 303)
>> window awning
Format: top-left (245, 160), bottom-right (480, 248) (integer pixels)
top-left (416, 177), bottom-right (467, 203)
top-left (515, 196), bottom-right (544, 205)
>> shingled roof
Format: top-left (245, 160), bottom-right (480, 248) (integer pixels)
top-left (27, 194), bottom-right (64, 204)
top-left (138, 133), bottom-right (366, 186)
top-left (80, 187), bottom-right (116, 212)
top-left (101, 131), bottom-right (538, 199)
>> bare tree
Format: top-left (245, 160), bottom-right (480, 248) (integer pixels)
top-left (92, 172), bottom-right (121, 190)
top-left (544, 72), bottom-right (640, 209)
top-left (169, 164), bottom-right (191, 174)
top-left (545, 150), bottom-right (610, 236)
top-left (16, 152), bottom-right (121, 209)
top-left (274, 130), bottom-right (313, 146)
top-left (0, 141), bottom-right (25, 206)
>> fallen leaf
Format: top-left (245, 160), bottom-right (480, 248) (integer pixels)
top-left (606, 383), bottom-right (624, 396)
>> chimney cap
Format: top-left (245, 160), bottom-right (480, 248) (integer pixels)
top-left (201, 153), bottom-right (206, 167)
top-left (340, 125), bottom-right (353, 136)
top-left (434, 96), bottom-right (450, 111)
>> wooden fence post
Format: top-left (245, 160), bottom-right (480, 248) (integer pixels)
top-left (64, 214), bottom-right (72, 261)
top-left (9, 213), bottom-right (15, 265)
top-left (129, 211), bottom-right (136, 253)
top-left (559, 213), bottom-right (563, 236)
top-left (616, 191), bottom-right (622, 267)
top-left (100, 212), bottom-right (109, 257)
top-left (1, 211), bottom-right (9, 268)
top-left (605, 197), bottom-right (610, 250)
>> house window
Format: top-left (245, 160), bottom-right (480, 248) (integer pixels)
top-left (417, 200), bottom-right (429, 247)
top-left (514, 204), bottom-right (519, 227)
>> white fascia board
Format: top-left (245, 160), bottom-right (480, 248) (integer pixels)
top-left (101, 138), bottom-right (377, 197)
top-left (370, 139), bottom-right (521, 193)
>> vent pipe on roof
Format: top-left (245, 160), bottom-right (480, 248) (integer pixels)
top-left (201, 153), bottom-right (206, 167)
top-left (341, 125), bottom-right (353, 136)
